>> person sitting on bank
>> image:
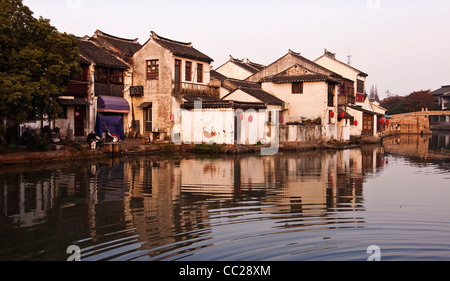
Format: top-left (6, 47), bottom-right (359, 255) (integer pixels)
top-left (86, 130), bottom-right (100, 149)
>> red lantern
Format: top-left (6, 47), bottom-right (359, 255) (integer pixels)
top-left (386, 119), bottom-right (390, 125)
top-left (248, 115), bottom-right (253, 123)
top-left (340, 112), bottom-right (345, 119)
top-left (170, 114), bottom-right (174, 121)
top-left (330, 111), bottom-right (335, 118)
top-left (380, 118), bottom-right (384, 124)
top-left (239, 113), bottom-right (244, 121)
top-left (354, 120), bottom-right (358, 126)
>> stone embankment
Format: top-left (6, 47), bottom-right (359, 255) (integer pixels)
top-left (0, 138), bottom-right (369, 166)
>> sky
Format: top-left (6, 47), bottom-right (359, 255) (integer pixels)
top-left (23, 0), bottom-right (450, 98)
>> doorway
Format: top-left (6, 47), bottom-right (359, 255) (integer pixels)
top-left (362, 113), bottom-right (374, 135)
top-left (143, 105), bottom-right (153, 133)
top-left (74, 105), bottom-right (86, 137)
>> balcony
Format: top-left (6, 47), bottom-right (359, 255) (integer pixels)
top-left (67, 80), bottom-right (88, 97)
top-left (338, 95), bottom-right (356, 105)
top-left (95, 83), bottom-right (124, 97)
top-left (173, 82), bottom-right (220, 96)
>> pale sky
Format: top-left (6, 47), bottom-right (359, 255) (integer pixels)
top-left (23, 0), bottom-right (450, 98)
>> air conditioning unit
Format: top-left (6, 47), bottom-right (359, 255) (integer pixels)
top-left (282, 102), bottom-right (290, 110)
top-left (130, 86), bottom-right (144, 97)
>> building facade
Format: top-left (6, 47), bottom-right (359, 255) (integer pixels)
top-left (129, 31), bottom-right (218, 141)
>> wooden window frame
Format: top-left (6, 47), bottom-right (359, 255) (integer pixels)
top-left (196, 63), bottom-right (203, 83)
top-left (292, 82), bottom-right (303, 94)
top-left (147, 60), bottom-right (159, 80)
top-left (185, 61), bottom-right (192, 81)
top-left (357, 79), bottom-right (365, 94)
top-left (94, 67), bottom-right (123, 84)
top-left (328, 83), bottom-right (335, 107)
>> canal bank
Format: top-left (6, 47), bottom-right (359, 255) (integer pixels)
top-left (0, 137), bottom-right (376, 166)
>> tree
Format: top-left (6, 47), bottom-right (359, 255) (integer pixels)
top-left (380, 89), bottom-right (438, 115)
top-left (0, 0), bottom-right (79, 133)
top-left (380, 95), bottom-right (405, 115)
top-left (369, 85), bottom-right (380, 102)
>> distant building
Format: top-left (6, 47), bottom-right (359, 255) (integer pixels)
top-left (314, 49), bottom-right (385, 138)
top-left (431, 85), bottom-right (450, 110)
top-left (259, 64), bottom-right (341, 141)
top-left (215, 56), bottom-right (265, 80)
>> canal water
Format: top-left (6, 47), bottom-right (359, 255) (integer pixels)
top-left (1, 133), bottom-right (450, 261)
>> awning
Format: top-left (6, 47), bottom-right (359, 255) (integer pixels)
top-left (57, 97), bottom-right (89, 106)
top-left (137, 102), bottom-right (152, 109)
top-left (97, 95), bottom-right (130, 113)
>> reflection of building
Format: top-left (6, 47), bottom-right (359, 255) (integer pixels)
top-left (0, 146), bottom-right (387, 260)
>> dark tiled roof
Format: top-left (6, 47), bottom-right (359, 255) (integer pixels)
top-left (431, 85), bottom-right (450, 96)
top-left (288, 50), bottom-right (342, 78)
top-left (210, 70), bottom-right (228, 82)
top-left (260, 73), bottom-right (340, 84)
top-left (78, 39), bottom-right (129, 69)
top-left (235, 87), bottom-right (284, 106)
top-left (181, 100), bottom-right (266, 110)
top-left (338, 108), bottom-right (353, 119)
top-left (151, 31), bottom-right (213, 63)
top-left (348, 104), bottom-right (383, 116)
top-left (94, 30), bottom-right (142, 57)
top-left (230, 57), bottom-right (265, 74)
top-left (183, 95), bottom-right (222, 102)
top-left (223, 78), bottom-right (261, 91)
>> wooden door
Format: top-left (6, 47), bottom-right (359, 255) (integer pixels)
top-left (362, 113), bottom-right (373, 135)
top-left (143, 106), bottom-right (153, 133)
top-left (74, 105), bottom-right (86, 137)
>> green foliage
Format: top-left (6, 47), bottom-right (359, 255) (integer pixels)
top-left (0, 0), bottom-right (80, 124)
top-left (194, 143), bottom-right (223, 153)
top-left (380, 90), bottom-right (437, 115)
top-left (24, 134), bottom-right (49, 151)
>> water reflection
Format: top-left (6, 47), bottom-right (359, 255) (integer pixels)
top-left (383, 132), bottom-right (450, 173)
top-left (0, 145), bottom-right (391, 261)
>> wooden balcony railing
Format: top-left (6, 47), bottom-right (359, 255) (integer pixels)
top-left (173, 82), bottom-right (219, 96)
top-left (338, 95), bottom-right (356, 105)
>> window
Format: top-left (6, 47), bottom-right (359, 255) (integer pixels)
top-left (58, 105), bottom-right (68, 119)
top-left (292, 82), bottom-right (303, 94)
top-left (357, 79), bottom-right (365, 94)
top-left (95, 67), bottom-right (123, 84)
top-left (147, 60), bottom-right (159, 80)
top-left (328, 84), bottom-right (335, 107)
top-left (197, 63), bottom-right (203, 83)
top-left (185, 61), bottom-right (192, 81)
